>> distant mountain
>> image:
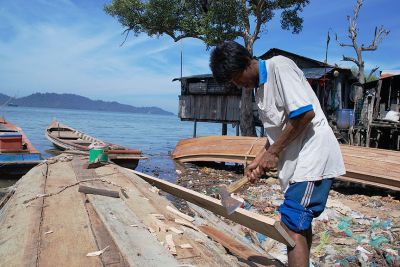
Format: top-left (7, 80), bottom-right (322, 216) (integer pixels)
top-left (0, 93), bottom-right (9, 104)
top-left (1, 93), bottom-right (174, 115)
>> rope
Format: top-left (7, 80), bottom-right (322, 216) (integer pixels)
top-left (23, 175), bottom-right (123, 204)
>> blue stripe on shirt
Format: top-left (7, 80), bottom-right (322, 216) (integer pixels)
top-left (258, 60), bottom-right (267, 86)
top-left (288, 104), bottom-right (313, 118)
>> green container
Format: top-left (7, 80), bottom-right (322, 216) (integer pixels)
top-left (89, 148), bottom-right (108, 163)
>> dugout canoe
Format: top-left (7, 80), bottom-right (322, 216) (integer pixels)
top-left (172, 136), bottom-right (400, 191)
top-left (0, 117), bottom-right (42, 178)
top-left (45, 120), bottom-right (144, 169)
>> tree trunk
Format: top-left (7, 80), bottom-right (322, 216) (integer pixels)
top-left (240, 88), bottom-right (256, 136)
top-left (354, 55), bottom-right (365, 125)
top-left (239, 40), bottom-right (256, 137)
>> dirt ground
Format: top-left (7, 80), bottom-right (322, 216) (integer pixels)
top-left (172, 161), bottom-right (400, 267)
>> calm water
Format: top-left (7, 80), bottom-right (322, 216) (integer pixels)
top-left (0, 106), bottom-right (238, 187)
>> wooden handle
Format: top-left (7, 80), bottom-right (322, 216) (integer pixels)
top-left (227, 176), bottom-right (250, 193)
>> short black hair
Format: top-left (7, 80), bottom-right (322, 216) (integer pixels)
top-left (209, 41), bottom-right (252, 84)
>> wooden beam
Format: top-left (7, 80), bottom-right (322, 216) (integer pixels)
top-left (131, 170), bottom-right (295, 247)
top-left (78, 185), bottom-right (120, 198)
top-left (199, 225), bottom-right (285, 267)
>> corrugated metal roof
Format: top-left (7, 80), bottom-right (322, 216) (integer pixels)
top-left (302, 67), bottom-right (334, 79)
top-left (172, 74), bottom-right (213, 81)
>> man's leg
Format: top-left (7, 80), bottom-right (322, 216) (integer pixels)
top-left (279, 179), bottom-right (333, 267)
top-left (287, 227), bottom-right (312, 267)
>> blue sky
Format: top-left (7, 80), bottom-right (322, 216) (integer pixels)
top-left (0, 0), bottom-right (398, 113)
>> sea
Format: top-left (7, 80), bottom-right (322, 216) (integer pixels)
top-left (0, 106), bottom-right (238, 187)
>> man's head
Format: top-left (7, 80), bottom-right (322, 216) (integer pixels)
top-left (209, 41), bottom-right (259, 89)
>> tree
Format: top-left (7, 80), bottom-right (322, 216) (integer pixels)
top-left (105, 0), bottom-right (310, 136)
top-left (335, 0), bottom-right (389, 118)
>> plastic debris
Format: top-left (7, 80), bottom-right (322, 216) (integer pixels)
top-left (369, 235), bottom-right (389, 248)
top-left (355, 246), bottom-right (373, 266)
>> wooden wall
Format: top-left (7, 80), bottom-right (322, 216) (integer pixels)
top-left (179, 95), bottom-right (240, 123)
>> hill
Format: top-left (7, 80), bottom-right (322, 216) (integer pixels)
top-left (2, 93), bottom-right (174, 115)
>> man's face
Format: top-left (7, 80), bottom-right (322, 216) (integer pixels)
top-left (230, 59), bottom-right (259, 89)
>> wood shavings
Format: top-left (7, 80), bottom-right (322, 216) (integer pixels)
top-left (169, 227), bottom-right (183, 235)
top-left (166, 205), bottom-right (195, 222)
top-left (149, 186), bottom-right (160, 194)
top-left (86, 246), bottom-right (109, 257)
top-left (195, 238), bottom-right (205, 244)
top-left (175, 219), bottom-right (199, 231)
top-left (179, 244), bottom-right (193, 249)
top-left (151, 213), bottom-right (166, 220)
top-left (165, 234), bottom-right (177, 255)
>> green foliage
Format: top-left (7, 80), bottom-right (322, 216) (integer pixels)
top-left (104, 0), bottom-right (310, 50)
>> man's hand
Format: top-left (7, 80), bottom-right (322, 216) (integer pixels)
top-left (245, 148), bottom-right (279, 183)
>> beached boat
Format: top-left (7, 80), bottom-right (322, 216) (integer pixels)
top-left (45, 120), bottom-right (144, 169)
top-left (172, 136), bottom-right (400, 191)
top-left (0, 117), bottom-right (42, 178)
top-left (0, 154), bottom-right (286, 266)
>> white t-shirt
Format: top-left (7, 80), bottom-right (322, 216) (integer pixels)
top-left (256, 56), bottom-right (346, 192)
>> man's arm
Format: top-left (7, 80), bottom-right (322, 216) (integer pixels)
top-left (246, 110), bottom-right (315, 182)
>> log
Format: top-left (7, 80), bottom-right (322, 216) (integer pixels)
top-left (78, 185), bottom-right (120, 198)
top-left (131, 170), bottom-right (295, 247)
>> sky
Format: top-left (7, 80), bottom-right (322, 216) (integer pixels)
top-left (0, 0), bottom-right (399, 113)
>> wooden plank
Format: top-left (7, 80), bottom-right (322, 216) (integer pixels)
top-left (87, 194), bottom-right (179, 267)
top-left (131, 170), bottom-right (295, 247)
top-left (0, 163), bottom-right (47, 267)
top-left (83, 199), bottom-right (128, 266)
top-left (199, 225), bottom-right (285, 267)
top-left (37, 161), bottom-right (102, 267)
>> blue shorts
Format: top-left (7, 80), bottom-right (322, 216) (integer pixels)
top-left (278, 178), bottom-right (334, 233)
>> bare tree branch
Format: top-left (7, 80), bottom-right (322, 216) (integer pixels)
top-left (120, 28), bottom-right (131, 47)
top-left (367, 66), bottom-right (379, 81)
top-left (361, 26), bottom-right (390, 51)
top-left (342, 55), bottom-right (360, 66)
top-left (335, 33), bottom-right (353, 47)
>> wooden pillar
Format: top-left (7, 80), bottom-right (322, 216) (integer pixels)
top-left (373, 80), bottom-right (382, 119)
top-left (193, 120), bottom-right (197, 138)
top-left (222, 123), bottom-right (227, 136)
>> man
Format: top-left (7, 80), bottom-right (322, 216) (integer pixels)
top-left (210, 41), bottom-right (345, 267)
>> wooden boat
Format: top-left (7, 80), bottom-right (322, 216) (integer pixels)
top-left (0, 155), bottom-right (287, 266)
top-left (0, 117), bottom-right (41, 178)
top-left (45, 120), bottom-right (144, 169)
top-left (172, 136), bottom-right (400, 191)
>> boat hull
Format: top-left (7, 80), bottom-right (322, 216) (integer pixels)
top-left (0, 118), bottom-right (42, 178)
top-left (45, 120), bottom-right (143, 169)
